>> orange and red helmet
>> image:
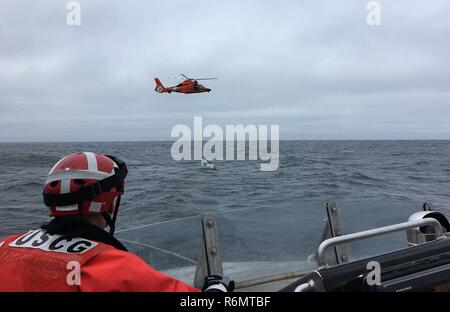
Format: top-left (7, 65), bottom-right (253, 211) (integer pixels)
top-left (43, 152), bottom-right (128, 234)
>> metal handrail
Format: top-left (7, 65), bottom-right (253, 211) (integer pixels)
top-left (318, 218), bottom-right (444, 267)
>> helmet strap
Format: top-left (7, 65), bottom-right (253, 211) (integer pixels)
top-left (102, 195), bottom-right (121, 236)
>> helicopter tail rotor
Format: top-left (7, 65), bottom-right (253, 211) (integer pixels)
top-left (154, 78), bottom-right (166, 93)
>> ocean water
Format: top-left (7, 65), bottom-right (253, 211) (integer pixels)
top-left (0, 140), bottom-right (449, 244)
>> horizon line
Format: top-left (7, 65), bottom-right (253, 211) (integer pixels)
top-left (1, 138), bottom-right (450, 144)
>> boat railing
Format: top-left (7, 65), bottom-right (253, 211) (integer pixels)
top-left (317, 218), bottom-right (445, 267)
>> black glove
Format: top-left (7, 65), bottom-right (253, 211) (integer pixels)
top-left (202, 274), bottom-right (235, 292)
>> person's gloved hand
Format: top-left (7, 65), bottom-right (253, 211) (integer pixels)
top-left (202, 274), bottom-right (235, 292)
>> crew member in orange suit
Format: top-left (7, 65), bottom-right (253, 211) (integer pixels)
top-left (0, 152), bottom-right (234, 292)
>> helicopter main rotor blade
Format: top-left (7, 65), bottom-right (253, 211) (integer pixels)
top-left (181, 74), bottom-right (191, 80)
top-left (181, 74), bottom-right (218, 81)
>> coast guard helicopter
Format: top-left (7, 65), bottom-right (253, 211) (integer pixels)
top-left (154, 74), bottom-right (217, 94)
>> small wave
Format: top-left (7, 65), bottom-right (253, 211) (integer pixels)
top-left (312, 182), bottom-right (340, 189)
top-left (390, 152), bottom-right (407, 157)
top-left (155, 194), bottom-right (176, 201)
top-left (0, 154), bottom-right (60, 168)
top-left (355, 172), bottom-right (384, 182)
top-left (0, 181), bottom-right (42, 192)
top-left (406, 175), bottom-right (428, 182)
top-left (247, 191), bottom-right (264, 196)
top-left (336, 171), bottom-right (384, 183)
top-left (345, 180), bottom-right (377, 187)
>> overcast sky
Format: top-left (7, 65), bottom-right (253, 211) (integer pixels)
top-left (0, 0), bottom-right (449, 141)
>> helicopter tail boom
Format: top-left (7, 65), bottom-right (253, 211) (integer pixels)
top-left (154, 78), bottom-right (170, 93)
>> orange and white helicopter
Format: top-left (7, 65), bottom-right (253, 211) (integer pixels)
top-left (154, 74), bottom-right (217, 94)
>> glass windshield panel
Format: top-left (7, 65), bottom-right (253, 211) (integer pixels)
top-left (116, 200), bottom-right (426, 285)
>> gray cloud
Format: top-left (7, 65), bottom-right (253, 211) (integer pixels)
top-left (0, 0), bottom-right (449, 141)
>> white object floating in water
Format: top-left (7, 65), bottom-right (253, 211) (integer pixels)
top-left (201, 158), bottom-right (217, 170)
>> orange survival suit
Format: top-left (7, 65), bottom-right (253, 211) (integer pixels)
top-left (0, 219), bottom-right (199, 292)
